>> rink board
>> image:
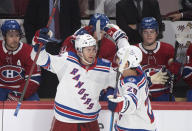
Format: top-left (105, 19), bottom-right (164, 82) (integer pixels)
top-left (0, 101), bottom-right (192, 131)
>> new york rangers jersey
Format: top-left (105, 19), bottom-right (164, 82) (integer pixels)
top-left (31, 49), bottom-right (116, 123)
top-left (115, 67), bottom-right (156, 130)
top-left (0, 40), bottom-right (41, 99)
top-left (136, 41), bottom-right (174, 97)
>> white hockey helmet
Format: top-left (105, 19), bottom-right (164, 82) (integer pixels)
top-left (75, 34), bottom-right (97, 52)
top-left (117, 45), bottom-right (142, 73)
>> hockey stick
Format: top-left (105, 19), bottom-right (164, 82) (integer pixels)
top-left (109, 70), bottom-right (120, 131)
top-left (96, 19), bottom-right (102, 51)
top-left (109, 49), bottom-right (129, 131)
top-left (169, 22), bottom-right (191, 101)
top-left (169, 41), bottom-right (179, 101)
top-left (14, 0), bottom-right (58, 116)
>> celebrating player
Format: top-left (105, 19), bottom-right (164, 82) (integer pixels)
top-left (108, 46), bottom-right (156, 131)
top-left (0, 20), bottom-right (41, 101)
top-left (31, 29), bottom-right (117, 131)
top-left (59, 13), bottom-right (130, 101)
top-left (60, 13), bottom-right (130, 67)
top-left (135, 17), bottom-right (181, 101)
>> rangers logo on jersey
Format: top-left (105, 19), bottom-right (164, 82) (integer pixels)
top-left (0, 65), bottom-right (24, 83)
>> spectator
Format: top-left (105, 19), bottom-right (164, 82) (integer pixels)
top-left (93, 0), bottom-right (120, 17)
top-left (116, 0), bottom-right (164, 45)
top-left (78, 0), bottom-right (89, 17)
top-left (0, 0), bottom-right (15, 15)
top-left (23, 0), bottom-right (81, 98)
top-left (31, 32), bottom-right (117, 131)
top-left (135, 17), bottom-right (181, 101)
top-left (24, 0), bottom-right (81, 45)
top-left (166, 0), bottom-right (192, 21)
top-left (0, 20), bottom-right (40, 101)
top-left (108, 46), bottom-right (156, 131)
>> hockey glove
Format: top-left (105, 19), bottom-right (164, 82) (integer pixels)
top-left (32, 28), bottom-right (51, 52)
top-left (99, 87), bottom-right (114, 101)
top-left (74, 26), bottom-right (94, 36)
top-left (104, 24), bottom-right (128, 43)
top-left (7, 91), bottom-right (22, 101)
top-left (149, 70), bottom-right (169, 85)
top-left (107, 95), bottom-right (124, 112)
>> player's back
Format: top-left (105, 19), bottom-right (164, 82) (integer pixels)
top-left (116, 67), bottom-right (156, 130)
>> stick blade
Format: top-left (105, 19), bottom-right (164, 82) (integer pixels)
top-left (14, 102), bottom-right (21, 117)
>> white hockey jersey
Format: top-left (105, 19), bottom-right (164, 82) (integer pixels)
top-left (115, 66), bottom-right (156, 130)
top-left (31, 49), bottom-right (116, 123)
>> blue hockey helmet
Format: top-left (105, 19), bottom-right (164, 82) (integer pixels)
top-left (1, 20), bottom-right (23, 36)
top-left (140, 17), bottom-right (159, 33)
top-left (89, 13), bottom-right (110, 31)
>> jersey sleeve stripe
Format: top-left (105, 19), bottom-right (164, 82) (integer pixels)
top-left (41, 56), bottom-right (51, 69)
top-left (128, 94), bottom-right (138, 108)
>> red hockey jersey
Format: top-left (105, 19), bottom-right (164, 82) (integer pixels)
top-left (0, 41), bottom-right (41, 98)
top-left (136, 41), bottom-right (174, 97)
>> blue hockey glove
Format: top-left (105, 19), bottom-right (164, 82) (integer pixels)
top-left (99, 87), bottom-right (114, 101)
top-left (32, 28), bottom-right (50, 52)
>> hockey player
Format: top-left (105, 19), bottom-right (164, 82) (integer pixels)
top-left (108, 46), bottom-right (156, 131)
top-left (182, 44), bottom-right (192, 101)
top-left (31, 30), bottom-right (117, 131)
top-left (0, 20), bottom-right (41, 101)
top-left (135, 17), bottom-right (181, 101)
top-left (59, 13), bottom-right (130, 67)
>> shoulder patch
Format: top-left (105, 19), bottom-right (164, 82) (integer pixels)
top-left (127, 77), bottom-right (137, 83)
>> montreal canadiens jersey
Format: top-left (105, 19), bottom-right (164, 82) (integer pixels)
top-left (182, 62), bottom-right (192, 89)
top-left (136, 41), bottom-right (174, 97)
top-left (31, 49), bottom-right (116, 123)
top-left (116, 66), bottom-right (156, 130)
top-left (0, 40), bottom-right (41, 98)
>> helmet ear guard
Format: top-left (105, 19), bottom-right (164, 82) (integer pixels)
top-left (116, 46), bottom-right (143, 73)
top-left (89, 13), bottom-right (110, 31)
top-left (140, 17), bottom-right (159, 34)
top-left (1, 20), bottom-right (23, 37)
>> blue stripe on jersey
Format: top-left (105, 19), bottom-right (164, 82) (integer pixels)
top-left (137, 77), bottom-right (147, 89)
top-left (66, 52), bottom-right (81, 66)
top-left (97, 58), bottom-right (111, 67)
top-left (93, 66), bottom-right (110, 72)
top-left (54, 101), bottom-right (100, 121)
top-left (128, 93), bottom-right (138, 108)
top-left (123, 67), bottom-right (147, 89)
top-left (93, 58), bottom-right (111, 72)
top-left (41, 55), bottom-right (50, 69)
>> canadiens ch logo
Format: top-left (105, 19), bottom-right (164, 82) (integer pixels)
top-left (142, 65), bottom-right (163, 73)
top-left (0, 65), bottom-right (24, 83)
